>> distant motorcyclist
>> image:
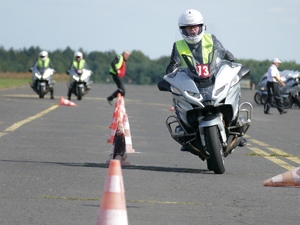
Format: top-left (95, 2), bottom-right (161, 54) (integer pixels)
top-left (30, 50), bottom-right (55, 99)
top-left (166, 9), bottom-right (246, 147)
top-left (67, 51), bottom-right (91, 100)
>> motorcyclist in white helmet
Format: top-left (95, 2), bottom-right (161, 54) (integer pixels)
top-left (30, 50), bottom-right (55, 99)
top-left (166, 9), bottom-right (235, 74)
top-left (166, 9), bottom-right (246, 148)
top-left (66, 51), bottom-right (91, 100)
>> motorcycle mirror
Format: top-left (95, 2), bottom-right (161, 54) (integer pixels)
top-left (157, 79), bottom-right (171, 92)
top-left (238, 66), bottom-right (250, 78)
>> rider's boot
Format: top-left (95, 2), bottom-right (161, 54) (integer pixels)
top-left (67, 88), bottom-right (72, 100)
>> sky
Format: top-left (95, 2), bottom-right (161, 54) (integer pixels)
top-left (2, 0), bottom-right (300, 63)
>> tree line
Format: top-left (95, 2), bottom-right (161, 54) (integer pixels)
top-left (0, 46), bottom-right (299, 85)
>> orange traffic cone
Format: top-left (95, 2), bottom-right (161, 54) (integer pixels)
top-left (263, 167), bottom-right (300, 187)
top-left (123, 113), bottom-right (135, 153)
top-left (107, 108), bottom-right (121, 143)
top-left (107, 122), bottom-right (130, 165)
top-left (109, 103), bottom-right (120, 129)
top-left (59, 97), bottom-right (77, 107)
top-left (97, 160), bottom-right (128, 225)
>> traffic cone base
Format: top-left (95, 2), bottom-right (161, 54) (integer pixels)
top-left (123, 114), bottom-right (135, 153)
top-left (97, 160), bottom-right (128, 225)
top-left (263, 167), bottom-right (300, 187)
top-left (59, 96), bottom-right (76, 106)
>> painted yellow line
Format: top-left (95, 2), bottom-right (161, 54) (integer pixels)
top-left (2, 105), bottom-right (59, 134)
top-left (267, 147), bottom-right (300, 164)
top-left (249, 139), bottom-right (269, 147)
top-left (247, 147), bottom-right (295, 170)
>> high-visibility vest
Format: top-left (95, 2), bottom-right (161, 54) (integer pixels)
top-left (38, 58), bottom-right (50, 68)
top-left (109, 54), bottom-right (126, 77)
top-left (73, 59), bottom-right (85, 70)
top-left (175, 34), bottom-right (213, 66)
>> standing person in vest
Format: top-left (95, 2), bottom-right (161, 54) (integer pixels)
top-left (264, 58), bottom-right (287, 115)
top-left (166, 9), bottom-right (247, 148)
top-left (106, 50), bottom-right (131, 105)
top-left (30, 50), bottom-right (55, 99)
top-left (67, 51), bottom-right (91, 100)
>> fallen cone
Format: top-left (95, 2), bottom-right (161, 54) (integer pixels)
top-left (263, 166), bottom-right (300, 187)
top-left (59, 97), bottom-right (77, 106)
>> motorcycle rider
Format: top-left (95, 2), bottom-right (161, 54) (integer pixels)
top-left (30, 50), bottom-right (55, 99)
top-left (166, 9), bottom-right (247, 148)
top-left (67, 51), bottom-right (91, 100)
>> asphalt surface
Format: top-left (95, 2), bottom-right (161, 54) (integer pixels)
top-left (0, 82), bottom-right (300, 225)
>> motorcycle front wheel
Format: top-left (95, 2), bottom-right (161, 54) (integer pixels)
top-left (283, 96), bottom-right (294, 109)
top-left (204, 126), bottom-right (225, 174)
top-left (38, 86), bottom-right (45, 98)
top-left (254, 92), bottom-right (262, 104)
top-left (77, 86), bottom-right (83, 100)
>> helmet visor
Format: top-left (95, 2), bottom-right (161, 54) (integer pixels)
top-left (181, 24), bottom-right (203, 37)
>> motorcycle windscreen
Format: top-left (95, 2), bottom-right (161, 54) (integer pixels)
top-left (164, 70), bottom-right (199, 94)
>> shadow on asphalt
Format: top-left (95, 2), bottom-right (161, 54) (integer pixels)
top-left (1, 159), bottom-right (211, 174)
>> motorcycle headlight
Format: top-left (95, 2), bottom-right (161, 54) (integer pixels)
top-left (170, 86), bottom-right (181, 95)
top-left (35, 73), bottom-right (41, 79)
top-left (72, 75), bottom-right (80, 82)
top-left (186, 91), bottom-right (201, 99)
top-left (214, 84), bottom-right (227, 97)
top-left (230, 74), bottom-right (240, 87)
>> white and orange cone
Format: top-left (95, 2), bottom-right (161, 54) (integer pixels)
top-left (97, 160), bottom-right (128, 225)
top-left (59, 96), bottom-right (77, 106)
top-left (263, 166), bottom-right (300, 187)
top-left (107, 109), bottom-right (121, 144)
top-left (123, 113), bottom-right (135, 153)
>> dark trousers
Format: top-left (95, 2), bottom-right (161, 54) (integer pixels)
top-left (108, 74), bottom-right (125, 100)
top-left (264, 81), bottom-right (284, 113)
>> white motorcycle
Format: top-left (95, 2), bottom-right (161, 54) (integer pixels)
top-left (157, 49), bottom-right (253, 174)
top-left (29, 67), bottom-right (55, 99)
top-left (67, 69), bottom-right (92, 100)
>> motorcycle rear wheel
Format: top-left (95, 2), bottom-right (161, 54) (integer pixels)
top-left (204, 126), bottom-right (225, 174)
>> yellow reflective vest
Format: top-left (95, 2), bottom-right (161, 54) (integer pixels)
top-left (109, 54), bottom-right (124, 75)
top-left (38, 58), bottom-right (50, 68)
top-left (73, 59), bottom-right (85, 70)
top-left (175, 34), bottom-right (213, 66)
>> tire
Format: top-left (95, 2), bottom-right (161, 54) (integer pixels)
top-left (38, 85), bottom-right (45, 99)
top-left (204, 126), bottom-right (225, 174)
top-left (261, 94), bottom-right (267, 104)
top-left (283, 96), bottom-right (294, 109)
top-left (77, 86), bottom-right (83, 100)
top-left (254, 92), bottom-right (262, 104)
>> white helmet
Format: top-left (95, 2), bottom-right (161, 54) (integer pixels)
top-left (39, 51), bottom-right (48, 60)
top-left (74, 51), bottom-right (83, 59)
top-left (178, 9), bottom-right (205, 45)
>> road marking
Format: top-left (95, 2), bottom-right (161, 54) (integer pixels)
top-left (1, 105), bottom-right (59, 137)
top-left (42, 196), bottom-right (208, 205)
top-left (247, 146), bottom-right (296, 171)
